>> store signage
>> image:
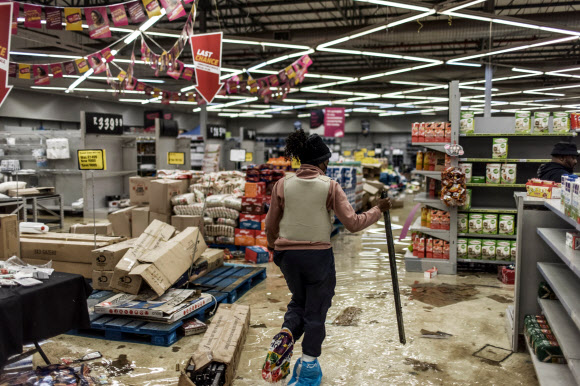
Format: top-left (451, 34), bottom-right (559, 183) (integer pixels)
top-left (85, 112), bottom-right (123, 135)
top-left (324, 107), bottom-right (345, 137)
top-left (78, 149), bottom-right (107, 170)
top-left (0, 3), bottom-right (13, 109)
top-left (243, 129), bottom-right (256, 141)
top-left (310, 109), bottom-right (324, 129)
top-left (245, 152), bottom-right (253, 162)
top-left (368, 150), bottom-right (376, 157)
top-left (207, 125), bottom-right (226, 139)
top-left (167, 152), bottom-right (185, 165)
top-left (190, 32), bottom-right (223, 104)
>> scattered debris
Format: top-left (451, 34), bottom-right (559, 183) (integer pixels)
top-left (420, 329), bottom-right (453, 339)
top-left (368, 320), bottom-right (379, 324)
top-left (333, 307), bottom-right (362, 326)
top-left (404, 358), bottom-right (442, 372)
top-left (472, 344), bottom-right (512, 366)
top-left (104, 354), bottom-right (134, 377)
top-left (279, 307), bottom-right (287, 312)
top-left (172, 347), bottom-right (181, 352)
top-left (487, 294), bottom-right (513, 304)
top-left (364, 291), bottom-right (389, 299)
top-left (410, 283), bottom-right (479, 307)
top-left (267, 298), bottom-right (281, 303)
top-left (250, 323), bottom-right (267, 329)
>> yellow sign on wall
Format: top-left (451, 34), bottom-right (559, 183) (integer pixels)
top-left (245, 152), bottom-right (253, 162)
top-left (167, 152), bottom-right (185, 165)
top-left (354, 151), bottom-right (364, 161)
top-left (343, 151), bottom-right (352, 156)
top-left (77, 150), bottom-right (106, 170)
top-left (368, 150), bottom-right (376, 156)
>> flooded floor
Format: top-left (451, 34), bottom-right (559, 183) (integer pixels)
top-left (22, 195), bottom-right (536, 385)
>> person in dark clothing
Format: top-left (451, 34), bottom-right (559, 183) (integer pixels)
top-left (537, 142), bottom-right (578, 182)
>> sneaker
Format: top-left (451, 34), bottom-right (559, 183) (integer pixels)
top-left (262, 328), bottom-right (294, 383)
top-left (295, 358), bottom-right (322, 386)
top-left (287, 358), bottom-right (302, 386)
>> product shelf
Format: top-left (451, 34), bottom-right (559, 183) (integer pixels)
top-left (459, 207), bottom-right (518, 214)
top-left (411, 142), bottom-right (448, 152)
top-left (459, 158), bottom-right (550, 163)
top-left (413, 170), bottom-right (441, 180)
top-left (458, 233), bottom-right (517, 240)
top-left (537, 262), bottom-right (580, 332)
top-left (466, 183), bottom-right (526, 188)
top-left (544, 200), bottom-right (580, 232)
top-left (413, 193), bottom-right (448, 211)
top-left (537, 228), bottom-right (580, 279)
top-left (410, 217), bottom-right (450, 241)
top-left (461, 133), bottom-right (577, 137)
top-left (458, 259), bottom-right (514, 264)
top-left (525, 336), bottom-right (576, 386)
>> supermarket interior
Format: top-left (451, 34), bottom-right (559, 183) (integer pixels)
top-left (1, 0), bottom-right (580, 385)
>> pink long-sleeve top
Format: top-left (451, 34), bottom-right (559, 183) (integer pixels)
top-left (265, 164), bottom-right (382, 251)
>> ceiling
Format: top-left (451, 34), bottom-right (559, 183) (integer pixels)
top-left (8, 0), bottom-right (580, 120)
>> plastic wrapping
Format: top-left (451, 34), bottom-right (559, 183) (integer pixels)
top-left (205, 224), bottom-right (235, 237)
top-left (173, 203), bottom-right (204, 216)
top-left (441, 167), bottom-right (467, 207)
top-left (204, 207), bottom-right (239, 219)
top-left (171, 193), bottom-right (196, 206)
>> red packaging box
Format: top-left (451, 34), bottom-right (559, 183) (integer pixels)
top-left (426, 238), bottom-right (433, 258)
top-left (245, 246), bottom-right (270, 264)
top-left (245, 182), bottom-right (266, 198)
top-left (235, 228), bottom-right (256, 246)
top-left (418, 122), bottom-right (426, 142)
top-left (433, 240), bottom-right (443, 259)
top-left (255, 230), bottom-right (267, 247)
top-left (443, 241), bottom-right (450, 260)
top-left (261, 214), bottom-right (267, 231)
top-left (417, 236), bottom-right (425, 258)
top-left (411, 122), bottom-right (420, 143)
top-left (239, 214), bottom-right (261, 230)
top-left (500, 266), bottom-right (515, 285)
top-left (241, 196), bottom-right (266, 214)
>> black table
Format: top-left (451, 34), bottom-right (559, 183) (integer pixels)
top-left (0, 272), bottom-right (92, 369)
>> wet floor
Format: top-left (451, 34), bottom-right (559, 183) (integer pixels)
top-left (24, 194), bottom-right (537, 385)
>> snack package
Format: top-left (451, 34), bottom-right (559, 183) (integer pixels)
top-left (469, 213), bottom-right (483, 234)
top-left (486, 163), bottom-right (501, 184)
top-left (496, 241), bottom-right (511, 260)
top-left (441, 167), bottom-right (467, 207)
top-left (533, 112), bottom-right (550, 133)
top-left (492, 138), bottom-right (508, 159)
top-left (499, 214), bottom-right (516, 235)
top-left (510, 240), bottom-right (517, 261)
top-left (433, 239), bottom-right (444, 259)
top-left (421, 207), bottom-right (428, 227)
top-left (443, 241), bottom-right (450, 259)
top-left (467, 239), bottom-right (482, 259)
top-left (461, 189), bottom-right (472, 211)
top-left (418, 123), bottom-right (426, 142)
top-left (501, 164), bottom-right (517, 184)
top-left (553, 112), bottom-right (570, 133)
top-left (412, 122), bottom-right (420, 142)
top-left (460, 111), bottom-right (475, 134)
top-left (482, 240), bottom-right (496, 260)
top-left (458, 213), bottom-right (468, 233)
top-left (459, 163), bottom-right (473, 183)
top-left (457, 238), bottom-right (468, 258)
top-left (417, 235), bottom-right (425, 258)
top-left (426, 237), bottom-right (433, 258)
top-left (515, 111), bottom-right (531, 133)
top-left (482, 214), bottom-right (498, 234)
top-left (416, 151), bottom-right (423, 170)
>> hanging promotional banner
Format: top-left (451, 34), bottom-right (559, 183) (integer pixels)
top-left (64, 8), bottom-right (83, 31)
top-left (0, 2), bottom-right (13, 108)
top-left (85, 7), bottom-right (112, 39)
top-left (190, 32), bottom-right (223, 104)
top-left (45, 7), bottom-right (63, 30)
top-left (33, 65), bottom-right (50, 86)
top-left (324, 107), bottom-right (345, 137)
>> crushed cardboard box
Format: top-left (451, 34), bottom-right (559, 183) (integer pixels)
top-left (70, 222), bottom-right (113, 236)
top-left (179, 304), bottom-right (250, 386)
top-left (0, 214), bottom-right (19, 260)
top-left (172, 215), bottom-right (204, 235)
top-left (150, 211), bottom-right (172, 224)
top-left (21, 238), bottom-right (109, 264)
top-left (131, 207), bottom-right (150, 237)
top-left (23, 258), bottom-right (91, 279)
top-left (92, 239), bottom-right (135, 271)
top-left (108, 206), bottom-right (137, 238)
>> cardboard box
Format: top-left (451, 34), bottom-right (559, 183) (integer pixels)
top-left (20, 232), bottom-right (122, 244)
top-left (179, 304), bottom-right (250, 386)
top-left (235, 229), bottom-right (255, 246)
top-left (110, 220), bottom-right (176, 294)
top-left (241, 197), bottom-right (266, 215)
top-left (92, 238), bottom-right (135, 271)
top-left (239, 214), bottom-right (261, 230)
top-left (92, 270), bottom-right (113, 290)
top-left (244, 182), bottom-right (266, 198)
top-left (150, 211), bottom-right (172, 224)
top-left (255, 230), bottom-right (267, 247)
top-left (173, 248), bottom-right (224, 288)
top-left (132, 207), bottom-right (150, 237)
top-left (172, 215), bottom-right (204, 235)
top-left (0, 214), bottom-right (19, 260)
top-left (566, 232), bottom-right (580, 250)
top-left (150, 179), bottom-right (186, 215)
top-left (21, 238), bottom-right (109, 264)
top-left (363, 183), bottom-right (379, 196)
top-left (108, 206), bottom-right (137, 238)
top-left (129, 176), bottom-right (155, 205)
top-left (70, 222), bottom-right (113, 236)
top-left (131, 227), bottom-right (207, 296)
top-left (245, 246), bottom-right (269, 264)
top-left (22, 258), bottom-right (91, 278)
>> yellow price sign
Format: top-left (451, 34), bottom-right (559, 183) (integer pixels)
top-left (77, 149), bottom-right (106, 170)
top-left (245, 152), bottom-right (253, 162)
top-left (368, 150), bottom-right (376, 156)
top-left (354, 151), bottom-right (364, 161)
top-left (291, 158), bottom-right (301, 169)
top-left (361, 148), bottom-right (368, 153)
top-left (167, 152), bottom-right (185, 165)
top-left (344, 150), bottom-right (352, 156)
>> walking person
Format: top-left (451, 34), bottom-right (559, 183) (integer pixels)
top-left (262, 129), bottom-right (392, 385)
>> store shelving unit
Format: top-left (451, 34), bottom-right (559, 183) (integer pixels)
top-left (410, 217), bottom-right (450, 241)
top-left (457, 233), bottom-right (516, 239)
top-left (412, 170), bottom-right (442, 180)
top-left (137, 136), bottom-right (156, 176)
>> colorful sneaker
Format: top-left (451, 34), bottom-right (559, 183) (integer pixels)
top-left (287, 358), bottom-right (302, 386)
top-left (295, 358), bottom-right (322, 386)
top-left (262, 328), bottom-right (294, 383)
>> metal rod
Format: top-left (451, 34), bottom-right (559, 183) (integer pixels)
top-left (381, 190), bottom-right (406, 344)
top-left (34, 341), bottom-right (51, 365)
top-left (92, 170), bottom-right (96, 250)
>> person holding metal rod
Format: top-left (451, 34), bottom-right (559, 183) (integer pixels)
top-left (262, 129), bottom-right (392, 385)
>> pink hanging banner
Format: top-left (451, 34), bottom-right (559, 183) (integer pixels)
top-left (100, 47), bottom-right (115, 63)
top-left (33, 65), bottom-right (50, 86)
top-left (88, 53), bottom-right (107, 74)
top-left (11, 3), bottom-right (18, 35)
top-left (23, 4), bottom-right (42, 28)
top-left (63, 61), bottom-right (77, 75)
top-left (109, 4), bottom-right (129, 27)
top-left (50, 63), bottom-right (63, 78)
top-left (160, 0), bottom-right (185, 21)
top-left (166, 60), bottom-right (183, 80)
top-left (127, 1), bottom-right (146, 23)
top-left (324, 107), bottom-right (345, 138)
top-left (85, 7), bottom-right (111, 39)
top-left (45, 7), bottom-right (63, 30)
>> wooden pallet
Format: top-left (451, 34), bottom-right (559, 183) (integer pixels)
top-left (69, 293), bottom-right (226, 346)
top-left (190, 263), bottom-right (267, 304)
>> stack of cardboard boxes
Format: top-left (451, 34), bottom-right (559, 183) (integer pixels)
top-left (235, 182), bottom-right (268, 248)
top-left (92, 239), bottom-right (135, 290)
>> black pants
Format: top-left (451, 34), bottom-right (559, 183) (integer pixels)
top-left (274, 248), bottom-right (336, 357)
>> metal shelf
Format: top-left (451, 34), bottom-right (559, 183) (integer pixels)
top-left (544, 200), bottom-right (580, 232)
top-left (410, 217), bottom-right (450, 241)
top-left (458, 258), bottom-right (514, 265)
top-left (466, 183), bottom-right (526, 188)
top-left (525, 335), bottom-right (576, 386)
top-left (413, 193), bottom-right (448, 211)
top-left (458, 233), bottom-right (517, 240)
top-left (537, 262), bottom-right (580, 332)
top-left (411, 142), bottom-right (448, 152)
top-left (460, 158), bottom-right (550, 163)
top-left (538, 228), bottom-right (580, 279)
top-left (459, 206), bottom-right (517, 214)
top-left (90, 170), bottom-right (137, 178)
top-left (413, 170), bottom-right (441, 180)
top-left (461, 133), bottom-right (576, 137)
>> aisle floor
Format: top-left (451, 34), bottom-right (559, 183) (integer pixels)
top-left (31, 195), bottom-right (537, 385)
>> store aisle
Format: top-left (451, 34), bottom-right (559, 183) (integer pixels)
top-left (34, 195), bottom-right (536, 385)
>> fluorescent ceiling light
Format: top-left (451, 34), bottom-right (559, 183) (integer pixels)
top-left (297, 114), bottom-right (309, 118)
top-left (447, 62), bottom-right (482, 67)
top-left (208, 97), bottom-right (258, 111)
top-left (360, 62), bottom-right (442, 81)
top-left (387, 10), bottom-right (435, 27)
top-left (119, 99), bottom-right (147, 102)
top-left (31, 86), bottom-right (67, 90)
top-left (222, 38), bottom-right (310, 50)
top-left (443, 0), bottom-right (486, 13)
top-left (353, 0), bottom-right (431, 12)
top-left (11, 51), bottom-right (79, 59)
top-left (66, 69), bottom-right (94, 93)
top-left (442, 11), bottom-right (491, 22)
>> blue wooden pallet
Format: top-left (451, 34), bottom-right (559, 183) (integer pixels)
top-left (191, 263), bottom-right (267, 304)
top-left (209, 244), bottom-right (247, 252)
top-left (69, 293), bottom-right (226, 346)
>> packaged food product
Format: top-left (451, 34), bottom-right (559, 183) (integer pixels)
top-left (412, 122), bottom-right (420, 142)
top-left (533, 112), bottom-right (550, 133)
top-left (482, 240), bottom-right (496, 260)
top-left (426, 208), bottom-right (432, 228)
top-left (429, 209), bottom-right (438, 229)
top-left (553, 112), bottom-right (570, 133)
top-left (566, 231), bottom-right (580, 250)
top-left (501, 164), bottom-right (517, 184)
top-left (492, 138), bottom-right (508, 159)
top-left (418, 122), bottom-right (426, 142)
top-left (421, 207), bottom-right (428, 227)
top-left (444, 123), bottom-right (451, 142)
top-left (496, 241), bottom-right (511, 260)
top-left (460, 111), bottom-right (475, 134)
top-left (467, 239), bottom-right (482, 259)
top-left (457, 238), bottom-right (467, 258)
top-left (423, 151), bottom-right (431, 172)
top-left (235, 228), bottom-right (256, 246)
top-left (443, 241), bottom-right (450, 259)
top-left (417, 235), bottom-right (425, 258)
top-left (471, 176), bottom-right (486, 183)
top-left (441, 167), bottom-right (467, 207)
top-left (571, 179), bottom-right (580, 220)
top-left (459, 163), bottom-right (473, 183)
top-left (499, 214), bottom-right (515, 235)
top-left (538, 281), bottom-right (557, 300)
top-left (469, 213), bottom-right (483, 234)
top-left (426, 237), bottom-right (433, 258)
top-left (527, 179), bottom-right (561, 200)
top-left (486, 163), bottom-right (501, 184)
top-left (171, 193), bottom-right (195, 206)
top-left (458, 213), bottom-right (468, 233)
top-left (515, 111), bottom-right (531, 133)
top-left (440, 212), bottom-right (450, 230)
top-left (461, 189), bottom-right (472, 210)
top-left (433, 239), bottom-right (443, 259)
top-left (425, 123), bottom-right (435, 142)
top-left (416, 151), bottom-right (423, 170)
top-left (434, 122), bottom-right (445, 142)
top-left (510, 240), bottom-right (517, 261)
top-left (482, 214), bottom-right (498, 234)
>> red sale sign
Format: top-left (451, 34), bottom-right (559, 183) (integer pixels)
top-left (190, 32), bottom-right (223, 104)
top-left (324, 107), bottom-right (345, 137)
top-left (0, 2), bottom-right (13, 109)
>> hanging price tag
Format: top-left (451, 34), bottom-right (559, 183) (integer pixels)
top-left (167, 152), bottom-right (185, 165)
top-left (78, 149), bottom-right (106, 170)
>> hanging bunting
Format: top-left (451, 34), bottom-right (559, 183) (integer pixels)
top-left (101, 47), bottom-right (115, 63)
top-left (23, 4), bottom-right (42, 29)
top-left (160, 0), bottom-right (185, 21)
top-left (63, 61), bottom-right (77, 75)
top-left (166, 59), bottom-right (183, 79)
top-left (12, 4), bottom-right (18, 35)
top-left (8, 63), bottom-right (17, 78)
top-left (182, 67), bottom-right (194, 81)
top-left (127, 0), bottom-right (147, 23)
top-left (45, 7), bottom-right (63, 30)
top-left (87, 53), bottom-right (107, 74)
top-left (75, 58), bottom-right (89, 73)
top-left (109, 4), bottom-right (129, 27)
top-left (33, 65), bottom-right (50, 86)
top-left (142, 0), bottom-right (162, 18)
top-left (64, 8), bottom-right (83, 31)
top-left (18, 64), bottom-right (31, 79)
top-left (85, 7), bottom-right (111, 39)
top-left (50, 63), bottom-right (63, 78)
